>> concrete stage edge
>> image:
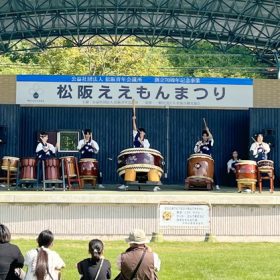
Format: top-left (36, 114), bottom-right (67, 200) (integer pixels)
top-left (1, 185), bottom-right (280, 242)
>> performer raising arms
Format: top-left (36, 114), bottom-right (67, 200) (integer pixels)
top-left (193, 119), bottom-right (220, 190)
top-left (77, 129), bottom-right (104, 189)
top-left (118, 101), bottom-right (161, 191)
top-left (194, 119), bottom-right (214, 156)
top-left (132, 116), bottom-right (150, 148)
top-left (132, 98), bottom-right (150, 148)
top-left (36, 132), bottom-right (56, 160)
top-left (250, 133), bottom-right (270, 161)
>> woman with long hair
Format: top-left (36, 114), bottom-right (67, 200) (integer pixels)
top-left (77, 239), bottom-right (111, 280)
top-left (24, 230), bottom-right (65, 280)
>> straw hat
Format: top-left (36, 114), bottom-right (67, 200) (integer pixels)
top-left (125, 229), bottom-right (150, 244)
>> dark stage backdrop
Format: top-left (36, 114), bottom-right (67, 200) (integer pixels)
top-left (249, 108), bottom-right (279, 186)
top-left (0, 105), bottom-right (251, 185)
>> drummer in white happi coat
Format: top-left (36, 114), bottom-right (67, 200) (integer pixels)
top-left (194, 126), bottom-right (213, 156)
top-left (193, 124), bottom-right (220, 190)
top-left (132, 116), bottom-right (150, 148)
top-left (77, 128), bottom-right (104, 189)
top-left (250, 133), bottom-right (270, 162)
top-left (118, 116), bottom-right (160, 191)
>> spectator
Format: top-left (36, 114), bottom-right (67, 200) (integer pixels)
top-left (0, 224), bottom-right (24, 280)
top-left (116, 229), bottom-right (160, 280)
top-left (24, 230), bottom-right (65, 280)
top-left (227, 150), bottom-right (240, 187)
top-left (77, 239), bottom-right (111, 280)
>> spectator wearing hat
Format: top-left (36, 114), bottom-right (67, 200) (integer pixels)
top-left (116, 229), bottom-right (160, 280)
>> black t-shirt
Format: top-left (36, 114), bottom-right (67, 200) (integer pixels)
top-left (0, 243), bottom-right (24, 280)
top-left (77, 258), bottom-right (111, 280)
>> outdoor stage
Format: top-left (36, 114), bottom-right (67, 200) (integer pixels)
top-left (1, 184), bottom-right (280, 242)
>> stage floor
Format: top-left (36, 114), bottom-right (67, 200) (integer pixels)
top-left (0, 184), bottom-right (280, 205)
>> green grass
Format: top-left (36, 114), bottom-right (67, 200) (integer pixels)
top-left (13, 240), bottom-right (280, 280)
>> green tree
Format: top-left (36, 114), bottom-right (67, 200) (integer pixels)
top-left (0, 38), bottom-right (271, 78)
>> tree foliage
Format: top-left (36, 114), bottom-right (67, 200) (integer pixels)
top-left (0, 37), bottom-right (270, 78)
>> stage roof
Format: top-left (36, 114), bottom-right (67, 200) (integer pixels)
top-left (0, 0), bottom-right (279, 66)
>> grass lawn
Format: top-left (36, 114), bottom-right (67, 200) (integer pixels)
top-left (13, 240), bottom-right (280, 280)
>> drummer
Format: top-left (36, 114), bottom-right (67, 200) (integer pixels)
top-left (36, 132), bottom-right (57, 160)
top-left (119, 116), bottom-right (160, 191)
top-left (35, 132), bottom-right (57, 188)
top-left (133, 116), bottom-right (150, 148)
top-left (194, 127), bottom-right (213, 155)
top-left (250, 133), bottom-right (270, 162)
top-left (227, 150), bottom-right (240, 187)
top-left (193, 125), bottom-right (220, 190)
top-left (77, 129), bottom-right (104, 189)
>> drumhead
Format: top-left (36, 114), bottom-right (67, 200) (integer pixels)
top-left (2, 156), bottom-right (20, 160)
top-left (188, 153), bottom-right (213, 161)
top-left (60, 156), bottom-right (75, 159)
top-left (79, 158), bottom-right (97, 162)
top-left (118, 147), bottom-right (163, 159)
top-left (257, 160), bottom-right (274, 164)
top-left (236, 160), bottom-right (257, 165)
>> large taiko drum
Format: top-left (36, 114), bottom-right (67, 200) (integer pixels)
top-left (235, 160), bottom-right (257, 181)
top-left (45, 158), bottom-right (60, 180)
top-left (20, 158), bottom-right (37, 180)
top-left (117, 148), bottom-right (164, 183)
top-left (185, 154), bottom-right (214, 189)
top-left (79, 158), bottom-right (98, 177)
top-left (257, 160), bottom-right (274, 172)
top-left (60, 156), bottom-right (77, 177)
top-left (1, 156), bottom-right (19, 172)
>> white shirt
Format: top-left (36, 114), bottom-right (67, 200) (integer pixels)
top-left (250, 142), bottom-right (270, 157)
top-left (24, 247), bottom-right (65, 280)
top-left (194, 139), bottom-right (214, 153)
top-left (133, 130), bottom-right (150, 148)
top-left (227, 158), bottom-right (240, 173)
top-left (77, 139), bottom-right (99, 153)
top-left (36, 142), bottom-right (56, 155)
top-left (116, 251), bottom-right (161, 272)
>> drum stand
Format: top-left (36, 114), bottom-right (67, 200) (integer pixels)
top-left (42, 160), bottom-right (66, 191)
top-left (237, 179), bottom-right (257, 193)
top-left (0, 160), bottom-right (17, 190)
top-left (185, 177), bottom-right (213, 191)
top-left (258, 168), bottom-right (274, 193)
top-left (62, 157), bottom-right (81, 190)
top-left (80, 176), bottom-right (97, 189)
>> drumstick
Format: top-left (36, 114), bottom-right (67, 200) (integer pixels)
top-left (132, 99), bottom-right (136, 117)
top-left (203, 118), bottom-right (207, 128)
top-left (251, 136), bottom-right (257, 143)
